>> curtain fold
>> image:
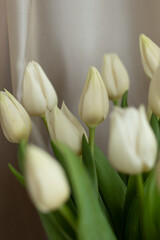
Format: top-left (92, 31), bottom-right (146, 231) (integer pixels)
top-left (7, 0), bottom-right (32, 101)
top-left (7, 0), bottom-right (47, 148)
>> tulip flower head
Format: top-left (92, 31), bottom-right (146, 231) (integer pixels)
top-left (24, 145), bottom-right (70, 213)
top-left (101, 54), bottom-right (129, 100)
top-left (46, 103), bottom-right (87, 155)
top-left (149, 65), bottom-right (160, 117)
top-left (22, 61), bottom-right (58, 116)
top-left (0, 90), bottom-right (31, 143)
top-left (79, 67), bottom-right (109, 127)
top-left (108, 106), bottom-right (157, 175)
top-left (140, 34), bottom-right (160, 79)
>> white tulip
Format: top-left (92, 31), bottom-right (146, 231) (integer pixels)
top-left (140, 34), bottom-right (160, 79)
top-left (101, 54), bottom-right (129, 100)
top-left (0, 90), bottom-right (31, 143)
top-left (24, 145), bottom-right (70, 213)
top-left (79, 67), bottom-right (109, 127)
top-left (149, 65), bottom-right (160, 117)
top-left (22, 61), bottom-right (58, 116)
top-left (46, 103), bottom-right (87, 155)
top-left (108, 106), bottom-right (157, 174)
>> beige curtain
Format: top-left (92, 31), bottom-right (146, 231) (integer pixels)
top-left (1, 0), bottom-right (160, 239)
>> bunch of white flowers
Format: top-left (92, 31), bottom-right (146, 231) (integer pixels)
top-left (1, 35), bottom-right (160, 240)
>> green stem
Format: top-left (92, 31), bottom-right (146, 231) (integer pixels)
top-left (113, 99), bottom-right (119, 106)
top-left (135, 174), bottom-right (146, 240)
top-left (59, 204), bottom-right (77, 232)
top-left (18, 140), bottom-right (27, 174)
top-left (89, 127), bottom-right (96, 157)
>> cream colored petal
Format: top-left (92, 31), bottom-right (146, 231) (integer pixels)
top-left (53, 106), bottom-right (82, 154)
top-left (33, 61), bottom-right (58, 111)
top-left (5, 89), bottom-right (31, 137)
top-left (79, 67), bottom-right (109, 127)
top-left (45, 108), bottom-right (56, 141)
top-left (137, 106), bottom-right (157, 171)
top-left (148, 66), bottom-right (160, 117)
top-left (140, 34), bottom-right (160, 79)
top-left (108, 106), bottom-right (156, 175)
top-left (0, 92), bottom-right (28, 142)
top-left (108, 109), bottom-right (143, 174)
top-left (23, 63), bottom-right (46, 116)
top-left (25, 145), bottom-right (70, 213)
top-left (101, 54), bottom-right (129, 100)
top-left (61, 101), bottom-right (87, 139)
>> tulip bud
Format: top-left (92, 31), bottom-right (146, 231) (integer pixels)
top-left (101, 54), bottom-right (129, 100)
top-left (108, 106), bottom-right (157, 174)
top-left (79, 67), bottom-right (109, 127)
top-left (139, 34), bottom-right (160, 79)
top-left (46, 103), bottom-right (87, 155)
top-left (22, 61), bottom-right (58, 116)
top-left (149, 65), bottom-right (160, 117)
top-left (24, 144), bottom-right (70, 213)
top-left (0, 90), bottom-right (31, 143)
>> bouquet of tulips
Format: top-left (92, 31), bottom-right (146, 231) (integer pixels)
top-left (1, 34), bottom-right (160, 240)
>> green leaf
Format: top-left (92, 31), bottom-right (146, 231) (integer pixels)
top-left (121, 90), bottom-right (128, 108)
top-left (118, 172), bottom-right (128, 185)
top-left (39, 212), bottom-right (72, 240)
top-left (122, 176), bottom-right (137, 238)
top-left (143, 172), bottom-right (160, 239)
top-left (82, 136), bottom-right (112, 224)
top-left (124, 172), bottom-right (160, 240)
top-left (124, 196), bottom-right (140, 240)
top-left (150, 113), bottom-right (160, 148)
top-left (8, 163), bottom-right (25, 187)
top-left (82, 135), bottom-right (98, 193)
top-left (49, 211), bottom-right (76, 240)
top-left (52, 142), bottom-right (117, 240)
top-left (94, 146), bottom-right (126, 239)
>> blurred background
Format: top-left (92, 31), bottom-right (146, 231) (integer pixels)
top-left (1, 0), bottom-right (160, 239)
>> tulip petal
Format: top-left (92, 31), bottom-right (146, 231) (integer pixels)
top-left (33, 61), bottom-right (58, 111)
top-left (24, 145), bottom-right (70, 213)
top-left (79, 67), bottom-right (109, 127)
top-left (23, 63), bottom-right (47, 116)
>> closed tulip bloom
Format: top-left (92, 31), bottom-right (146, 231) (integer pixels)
top-left (79, 67), bottom-right (109, 127)
top-left (0, 90), bottom-right (31, 143)
top-left (101, 54), bottom-right (129, 100)
top-left (149, 65), bottom-right (160, 117)
top-left (140, 34), bottom-right (160, 79)
top-left (24, 145), bottom-right (70, 213)
top-left (46, 103), bottom-right (87, 155)
top-left (23, 61), bottom-right (58, 116)
top-left (108, 106), bottom-right (157, 175)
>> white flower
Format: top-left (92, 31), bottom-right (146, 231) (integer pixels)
top-left (101, 54), bottom-right (129, 100)
top-left (140, 34), bottom-right (160, 79)
top-left (24, 145), bottom-right (70, 213)
top-left (46, 103), bottom-right (87, 155)
top-left (0, 90), bottom-right (31, 143)
top-left (22, 61), bottom-right (58, 116)
top-left (108, 106), bottom-right (157, 174)
top-left (79, 67), bottom-right (109, 127)
top-left (149, 65), bottom-right (160, 117)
